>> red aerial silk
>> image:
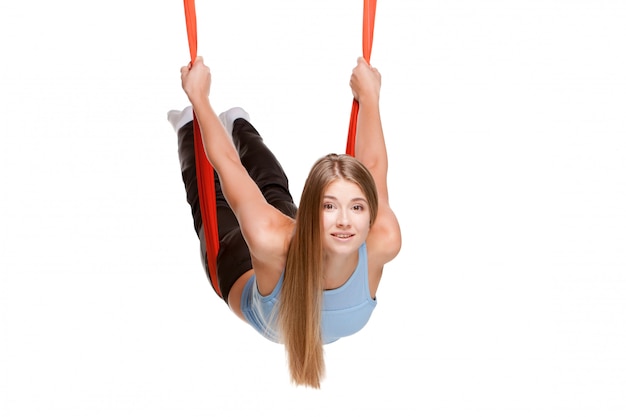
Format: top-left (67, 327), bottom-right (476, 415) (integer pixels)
top-left (181, 0), bottom-right (377, 297)
top-left (184, 0), bottom-right (221, 296)
top-left (346, 0), bottom-right (377, 156)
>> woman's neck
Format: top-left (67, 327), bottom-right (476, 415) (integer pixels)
top-left (322, 251), bottom-right (359, 290)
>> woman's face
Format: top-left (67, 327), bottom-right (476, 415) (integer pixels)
top-left (321, 179), bottom-right (371, 255)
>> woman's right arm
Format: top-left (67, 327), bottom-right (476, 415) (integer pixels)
top-left (180, 57), bottom-right (289, 257)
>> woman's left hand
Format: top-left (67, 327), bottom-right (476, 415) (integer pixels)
top-left (350, 57), bottom-right (381, 105)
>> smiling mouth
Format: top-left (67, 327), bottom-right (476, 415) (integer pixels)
top-left (332, 233), bottom-right (354, 239)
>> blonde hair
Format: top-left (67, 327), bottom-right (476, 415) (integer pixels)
top-left (278, 153), bottom-right (378, 388)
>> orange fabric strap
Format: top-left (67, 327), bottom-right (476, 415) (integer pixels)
top-left (184, 0), bottom-right (221, 297)
top-left (346, 0), bottom-right (377, 156)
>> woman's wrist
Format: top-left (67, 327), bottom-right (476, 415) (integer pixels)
top-left (357, 94), bottom-right (380, 109)
top-left (188, 93), bottom-right (210, 111)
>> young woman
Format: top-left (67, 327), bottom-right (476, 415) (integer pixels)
top-left (167, 56), bottom-right (401, 388)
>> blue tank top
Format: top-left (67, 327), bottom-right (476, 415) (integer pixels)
top-left (240, 243), bottom-right (377, 344)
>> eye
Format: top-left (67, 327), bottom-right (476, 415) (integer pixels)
top-left (323, 203), bottom-right (335, 210)
top-left (352, 204), bottom-right (365, 212)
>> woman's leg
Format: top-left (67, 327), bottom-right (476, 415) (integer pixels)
top-left (175, 118), bottom-right (247, 303)
top-left (224, 108), bottom-right (298, 219)
top-left (171, 107), bottom-right (296, 305)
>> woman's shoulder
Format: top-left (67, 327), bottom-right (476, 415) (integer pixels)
top-left (247, 213), bottom-right (294, 296)
top-left (367, 203), bottom-right (401, 265)
top-left (244, 210), bottom-right (295, 263)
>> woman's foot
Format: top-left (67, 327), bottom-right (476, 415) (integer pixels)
top-left (218, 107), bottom-right (250, 137)
top-left (167, 106), bottom-right (193, 133)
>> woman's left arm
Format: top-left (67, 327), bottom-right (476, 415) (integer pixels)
top-left (350, 58), bottom-right (401, 262)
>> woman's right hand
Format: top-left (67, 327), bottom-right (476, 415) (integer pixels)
top-left (181, 56), bottom-right (211, 104)
top-left (349, 57), bottom-right (381, 105)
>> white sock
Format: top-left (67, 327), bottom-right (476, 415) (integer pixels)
top-left (167, 106), bottom-right (193, 133)
top-left (218, 107), bottom-right (250, 137)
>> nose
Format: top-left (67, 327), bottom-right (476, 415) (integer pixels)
top-left (336, 208), bottom-right (350, 228)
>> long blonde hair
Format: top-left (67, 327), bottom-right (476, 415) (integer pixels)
top-left (278, 153), bottom-right (378, 388)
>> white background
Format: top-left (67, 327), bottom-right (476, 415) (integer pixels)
top-left (1, 1), bottom-right (625, 416)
